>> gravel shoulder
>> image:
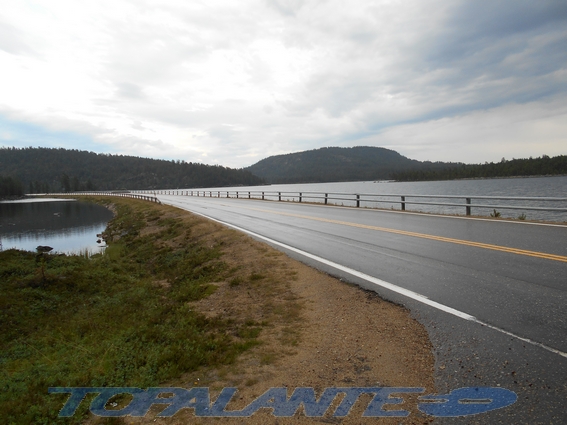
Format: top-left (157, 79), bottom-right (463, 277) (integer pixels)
top-left (98, 205), bottom-right (437, 424)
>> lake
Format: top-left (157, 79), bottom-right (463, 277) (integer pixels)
top-left (166, 175), bottom-right (567, 222)
top-left (0, 198), bottom-right (114, 254)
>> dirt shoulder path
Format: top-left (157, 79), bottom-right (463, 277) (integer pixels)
top-left (103, 203), bottom-right (437, 424)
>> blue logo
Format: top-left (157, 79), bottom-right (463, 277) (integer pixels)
top-left (49, 386), bottom-right (517, 418)
top-left (418, 387), bottom-right (518, 417)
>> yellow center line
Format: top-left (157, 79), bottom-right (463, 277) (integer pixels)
top-left (243, 205), bottom-right (567, 263)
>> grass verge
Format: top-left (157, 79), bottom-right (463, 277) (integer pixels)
top-left (0, 197), bottom-right (268, 424)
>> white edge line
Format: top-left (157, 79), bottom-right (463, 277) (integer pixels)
top-left (165, 199), bottom-right (567, 359)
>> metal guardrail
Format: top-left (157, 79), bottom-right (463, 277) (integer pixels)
top-left (50, 192), bottom-right (162, 204)
top-left (138, 189), bottom-right (567, 217)
top-left (52, 189), bottom-right (567, 218)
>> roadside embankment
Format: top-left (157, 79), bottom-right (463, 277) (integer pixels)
top-left (1, 196), bottom-right (435, 424)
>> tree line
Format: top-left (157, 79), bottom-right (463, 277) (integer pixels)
top-left (0, 175), bottom-right (24, 199)
top-left (0, 147), bottom-right (264, 194)
top-left (391, 155), bottom-right (567, 181)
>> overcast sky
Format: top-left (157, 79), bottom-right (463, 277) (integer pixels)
top-left (1, 0), bottom-right (566, 168)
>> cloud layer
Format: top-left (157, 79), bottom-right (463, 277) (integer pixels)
top-left (1, 0), bottom-right (566, 167)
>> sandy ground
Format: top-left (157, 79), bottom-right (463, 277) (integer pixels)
top-left (93, 205), bottom-right (437, 425)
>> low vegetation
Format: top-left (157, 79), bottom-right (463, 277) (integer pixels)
top-left (0, 197), bottom-right (269, 424)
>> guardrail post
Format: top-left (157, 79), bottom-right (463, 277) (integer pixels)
top-left (248, 191), bottom-right (251, 199)
top-left (325, 193), bottom-right (328, 205)
top-left (278, 192), bottom-right (281, 201)
top-left (299, 192), bottom-right (302, 203)
top-left (401, 196), bottom-right (405, 211)
top-left (262, 191), bottom-right (264, 200)
top-left (218, 191), bottom-right (220, 197)
top-left (466, 198), bottom-right (471, 216)
top-left (356, 194), bottom-right (360, 207)
top-left (236, 191), bottom-right (239, 199)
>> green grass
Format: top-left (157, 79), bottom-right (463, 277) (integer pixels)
top-left (0, 198), bottom-right (263, 424)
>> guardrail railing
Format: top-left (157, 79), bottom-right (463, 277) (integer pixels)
top-left (50, 192), bottom-right (162, 204)
top-left (50, 189), bottom-right (567, 220)
top-left (137, 189), bottom-right (567, 218)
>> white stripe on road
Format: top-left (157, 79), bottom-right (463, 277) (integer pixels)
top-left (167, 200), bottom-right (567, 359)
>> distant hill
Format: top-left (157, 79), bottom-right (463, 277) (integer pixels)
top-left (245, 146), bottom-right (458, 184)
top-left (0, 147), bottom-right (263, 193)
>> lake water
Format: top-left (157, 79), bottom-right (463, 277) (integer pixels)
top-left (0, 198), bottom-right (114, 254)
top-left (166, 175), bottom-right (567, 222)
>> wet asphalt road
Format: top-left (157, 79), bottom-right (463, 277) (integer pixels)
top-left (158, 194), bottom-right (567, 424)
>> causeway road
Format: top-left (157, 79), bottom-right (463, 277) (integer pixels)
top-left (158, 194), bottom-right (567, 424)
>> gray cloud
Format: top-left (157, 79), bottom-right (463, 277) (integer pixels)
top-left (1, 0), bottom-right (565, 168)
top-left (0, 19), bottom-right (35, 56)
top-left (115, 82), bottom-right (146, 99)
top-left (265, 0), bottom-right (306, 17)
top-left (415, 1), bottom-right (567, 102)
top-left (286, 0), bottom-right (567, 146)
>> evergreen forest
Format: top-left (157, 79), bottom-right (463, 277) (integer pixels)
top-left (0, 147), bottom-right (263, 196)
top-left (245, 146), bottom-right (460, 183)
top-left (1, 147), bottom-right (565, 199)
top-left (391, 155), bottom-right (567, 181)
top-left (0, 175), bottom-right (24, 199)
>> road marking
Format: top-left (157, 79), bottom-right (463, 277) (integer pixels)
top-left (170, 203), bottom-right (567, 359)
top-left (242, 206), bottom-right (567, 263)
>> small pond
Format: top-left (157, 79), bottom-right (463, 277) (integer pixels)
top-left (0, 198), bottom-right (114, 255)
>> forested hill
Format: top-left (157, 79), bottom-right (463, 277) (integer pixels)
top-left (392, 155), bottom-right (567, 181)
top-left (245, 146), bottom-right (458, 184)
top-left (0, 147), bottom-right (263, 193)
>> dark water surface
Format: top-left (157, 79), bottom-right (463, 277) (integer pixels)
top-left (0, 198), bottom-right (113, 254)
